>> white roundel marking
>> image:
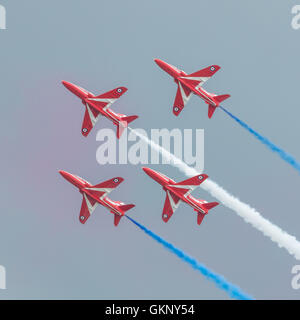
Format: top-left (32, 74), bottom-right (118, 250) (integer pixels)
top-left (174, 107), bottom-right (179, 112)
top-left (80, 216), bottom-right (85, 221)
top-left (117, 88), bottom-right (122, 93)
top-left (114, 178), bottom-right (119, 183)
top-left (210, 66), bottom-right (215, 71)
top-left (163, 214), bottom-right (168, 219)
top-left (82, 128), bottom-right (88, 133)
top-left (198, 175), bottom-right (203, 180)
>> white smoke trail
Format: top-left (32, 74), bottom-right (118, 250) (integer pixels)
top-left (128, 127), bottom-right (300, 260)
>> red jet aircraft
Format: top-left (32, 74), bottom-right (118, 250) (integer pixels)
top-left (59, 170), bottom-right (135, 226)
top-left (143, 167), bottom-right (219, 225)
top-left (62, 81), bottom-right (138, 138)
top-left (154, 59), bottom-right (230, 118)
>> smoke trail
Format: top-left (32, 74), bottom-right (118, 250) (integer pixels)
top-left (220, 106), bottom-right (300, 173)
top-left (128, 127), bottom-right (300, 260)
top-left (128, 127), bottom-right (196, 176)
top-left (126, 215), bottom-right (253, 300)
top-left (201, 179), bottom-right (300, 259)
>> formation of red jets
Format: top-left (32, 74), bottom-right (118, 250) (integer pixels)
top-left (60, 59), bottom-right (230, 226)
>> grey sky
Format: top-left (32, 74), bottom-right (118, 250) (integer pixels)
top-left (0, 0), bottom-right (300, 299)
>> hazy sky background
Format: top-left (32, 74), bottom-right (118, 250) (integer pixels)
top-left (1, 0), bottom-right (300, 299)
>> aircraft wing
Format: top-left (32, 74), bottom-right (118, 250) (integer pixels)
top-left (81, 87), bottom-right (127, 137)
top-left (179, 65), bottom-right (221, 89)
top-left (162, 190), bottom-right (182, 222)
top-left (87, 87), bottom-right (127, 112)
top-left (83, 177), bottom-right (124, 200)
top-left (167, 174), bottom-right (208, 198)
top-left (173, 82), bottom-right (193, 116)
top-left (79, 193), bottom-right (99, 224)
top-left (81, 103), bottom-right (102, 137)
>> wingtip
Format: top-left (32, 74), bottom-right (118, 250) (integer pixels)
top-left (114, 177), bottom-right (124, 183)
top-left (120, 86), bottom-right (128, 93)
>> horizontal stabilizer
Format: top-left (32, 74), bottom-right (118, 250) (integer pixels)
top-left (119, 204), bottom-right (135, 212)
top-left (197, 212), bottom-right (205, 225)
top-left (214, 94), bottom-right (230, 103)
top-left (208, 104), bottom-right (217, 119)
top-left (121, 115), bottom-right (139, 124)
top-left (117, 123), bottom-right (126, 139)
top-left (202, 201), bottom-right (219, 211)
top-left (114, 214), bottom-right (122, 226)
top-left (117, 115), bottom-right (138, 138)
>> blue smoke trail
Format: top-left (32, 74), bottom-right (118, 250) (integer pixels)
top-left (220, 106), bottom-right (300, 173)
top-left (126, 215), bottom-right (253, 300)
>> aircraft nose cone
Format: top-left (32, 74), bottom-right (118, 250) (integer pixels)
top-left (61, 80), bottom-right (71, 89)
top-left (59, 170), bottom-right (67, 178)
top-left (154, 59), bottom-right (163, 67)
top-left (142, 167), bottom-right (156, 177)
top-left (142, 167), bottom-right (151, 174)
top-left (59, 170), bottom-right (72, 181)
top-left (62, 81), bottom-right (76, 93)
top-left (154, 59), bottom-right (174, 75)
